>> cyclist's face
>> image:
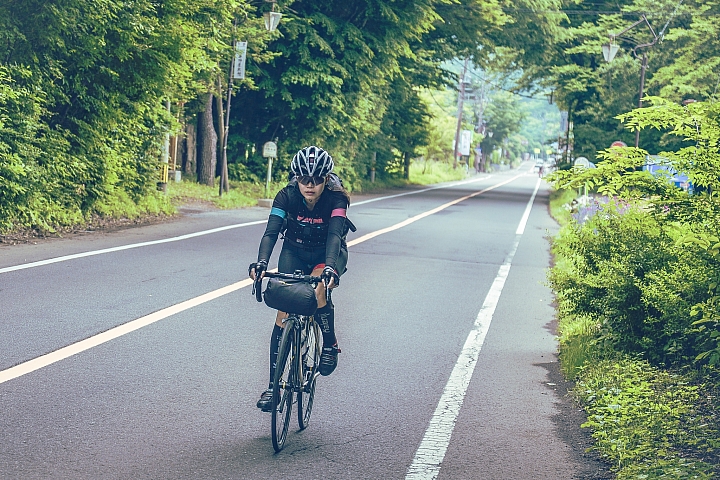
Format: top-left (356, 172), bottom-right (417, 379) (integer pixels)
top-left (299, 176), bottom-right (326, 202)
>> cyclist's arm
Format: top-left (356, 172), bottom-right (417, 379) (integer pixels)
top-left (257, 208), bottom-right (285, 262)
top-left (257, 188), bottom-right (290, 263)
top-left (323, 208), bottom-right (347, 271)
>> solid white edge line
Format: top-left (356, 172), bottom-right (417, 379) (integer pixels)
top-left (516, 177), bottom-right (542, 235)
top-left (1, 175), bottom-right (499, 274)
top-left (0, 221), bottom-right (268, 274)
top-left (406, 180), bottom-right (539, 479)
top-left (0, 172), bottom-right (528, 385)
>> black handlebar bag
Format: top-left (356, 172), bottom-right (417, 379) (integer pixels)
top-left (263, 279), bottom-right (318, 315)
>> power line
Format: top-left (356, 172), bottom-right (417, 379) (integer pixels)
top-left (427, 89), bottom-right (456, 116)
top-left (499, 8), bottom-right (716, 16)
top-left (463, 68), bottom-right (543, 100)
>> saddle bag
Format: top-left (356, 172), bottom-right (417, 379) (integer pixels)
top-left (263, 279), bottom-right (318, 315)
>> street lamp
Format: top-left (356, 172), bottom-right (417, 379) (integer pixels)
top-left (602, 14), bottom-right (660, 148)
top-left (264, 0), bottom-right (282, 32)
top-left (219, 4), bottom-right (282, 197)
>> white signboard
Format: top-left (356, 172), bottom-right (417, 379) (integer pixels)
top-left (263, 141), bottom-right (277, 158)
top-left (574, 157), bottom-right (589, 169)
top-left (233, 41), bottom-right (248, 80)
top-left (459, 129), bottom-right (473, 156)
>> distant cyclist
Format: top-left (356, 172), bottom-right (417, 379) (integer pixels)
top-left (249, 145), bottom-right (352, 412)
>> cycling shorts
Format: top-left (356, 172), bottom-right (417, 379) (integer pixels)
top-left (278, 242), bottom-right (348, 276)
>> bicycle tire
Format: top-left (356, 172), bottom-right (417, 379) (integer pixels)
top-left (297, 318), bottom-right (321, 430)
top-left (271, 321), bottom-right (294, 452)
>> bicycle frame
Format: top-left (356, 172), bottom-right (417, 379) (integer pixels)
top-left (253, 270), bottom-right (327, 451)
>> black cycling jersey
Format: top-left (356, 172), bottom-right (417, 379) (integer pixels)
top-left (257, 178), bottom-right (350, 271)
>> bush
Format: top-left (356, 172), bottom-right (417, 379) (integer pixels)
top-left (574, 358), bottom-right (716, 479)
top-left (549, 200), bottom-right (716, 367)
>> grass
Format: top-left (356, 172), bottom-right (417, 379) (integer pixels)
top-left (573, 359), bottom-right (717, 479)
top-left (166, 178), bottom-right (286, 210)
top-left (409, 160), bottom-right (468, 184)
top-left (167, 160), bottom-right (470, 209)
top-left (549, 188), bottom-right (577, 227)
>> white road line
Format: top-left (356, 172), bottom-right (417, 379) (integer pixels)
top-left (348, 172), bottom-right (524, 247)
top-left (0, 173), bottom-right (529, 385)
top-left (516, 177), bottom-right (541, 235)
top-left (405, 182), bottom-right (540, 480)
top-left (0, 279), bottom-right (252, 384)
top-left (0, 175), bottom-right (495, 275)
top-left (352, 175), bottom-right (490, 206)
top-left (0, 221), bottom-right (267, 274)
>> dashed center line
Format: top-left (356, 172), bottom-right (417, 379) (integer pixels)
top-left (0, 172), bottom-right (530, 386)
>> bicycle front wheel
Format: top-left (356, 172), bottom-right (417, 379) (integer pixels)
top-left (298, 318), bottom-right (321, 430)
top-left (271, 323), bottom-right (294, 452)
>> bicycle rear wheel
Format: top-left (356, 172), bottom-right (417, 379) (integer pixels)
top-left (297, 318), bottom-right (321, 430)
top-left (271, 322), bottom-right (294, 452)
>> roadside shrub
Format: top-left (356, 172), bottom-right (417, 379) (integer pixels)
top-left (574, 358), bottom-right (716, 479)
top-left (550, 204), bottom-right (671, 359)
top-left (549, 200), bottom-right (718, 367)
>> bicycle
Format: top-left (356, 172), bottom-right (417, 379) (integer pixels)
top-left (253, 271), bottom-right (329, 452)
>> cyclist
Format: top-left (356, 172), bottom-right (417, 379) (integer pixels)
top-left (249, 145), bottom-right (351, 412)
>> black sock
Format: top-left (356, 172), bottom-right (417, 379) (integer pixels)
top-left (269, 324), bottom-right (283, 388)
top-left (316, 303), bottom-right (336, 348)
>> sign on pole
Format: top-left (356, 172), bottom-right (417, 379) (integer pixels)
top-left (574, 156), bottom-right (590, 169)
top-left (459, 130), bottom-right (472, 156)
top-left (233, 41), bottom-right (248, 80)
top-left (262, 141), bottom-right (277, 198)
top-left (263, 141), bottom-right (277, 158)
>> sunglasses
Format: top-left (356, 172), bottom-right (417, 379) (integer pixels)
top-left (297, 175), bottom-right (326, 186)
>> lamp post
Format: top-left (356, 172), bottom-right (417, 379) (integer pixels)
top-left (602, 14), bottom-right (660, 148)
top-left (218, 3), bottom-right (282, 197)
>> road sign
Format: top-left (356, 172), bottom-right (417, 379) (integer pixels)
top-left (610, 140), bottom-right (627, 148)
top-left (233, 41), bottom-right (248, 80)
top-left (460, 130), bottom-right (472, 156)
top-left (263, 141), bottom-right (277, 158)
top-left (574, 157), bottom-right (589, 169)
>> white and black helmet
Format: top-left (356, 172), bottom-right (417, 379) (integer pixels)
top-left (291, 146), bottom-right (334, 178)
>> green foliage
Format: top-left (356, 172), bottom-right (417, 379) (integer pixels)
top-left (549, 187), bottom-right (720, 478)
top-left (0, 0), bottom-right (263, 233)
top-left (408, 160), bottom-right (467, 184)
top-left (573, 358), bottom-right (716, 479)
top-left (551, 98), bottom-right (720, 365)
top-left (481, 91), bottom-right (526, 157)
top-left (417, 88), bottom-right (457, 163)
top-left (529, 0), bottom-right (720, 159)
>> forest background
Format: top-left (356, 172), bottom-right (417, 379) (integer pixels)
top-left (1, 0), bottom-right (716, 233)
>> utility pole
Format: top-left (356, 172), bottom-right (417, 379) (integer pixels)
top-left (475, 76), bottom-right (486, 172)
top-left (219, 19), bottom-right (243, 197)
top-left (453, 58), bottom-right (468, 169)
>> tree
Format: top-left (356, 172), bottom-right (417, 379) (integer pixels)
top-left (480, 91), bottom-right (526, 168)
top-left (0, 0), bottom-right (258, 230)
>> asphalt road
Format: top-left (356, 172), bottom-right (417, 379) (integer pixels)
top-left (0, 164), bottom-right (610, 479)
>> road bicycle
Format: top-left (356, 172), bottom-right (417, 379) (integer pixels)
top-left (253, 271), bottom-right (328, 452)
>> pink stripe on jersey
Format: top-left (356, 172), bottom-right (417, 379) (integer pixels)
top-left (331, 208), bottom-right (347, 217)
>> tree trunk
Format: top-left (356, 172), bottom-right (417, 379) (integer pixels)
top-left (215, 75), bottom-right (229, 194)
top-left (182, 121), bottom-right (195, 175)
top-left (403, 151), bottom-right (411, 180)
top-left (197, 93), bottom-right (217, 186)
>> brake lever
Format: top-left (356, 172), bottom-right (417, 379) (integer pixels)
top-left (254, 278), bottom-right (263, 302)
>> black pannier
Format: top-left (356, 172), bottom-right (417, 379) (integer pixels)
top-left (263, 279), bottom-right (318, 315)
